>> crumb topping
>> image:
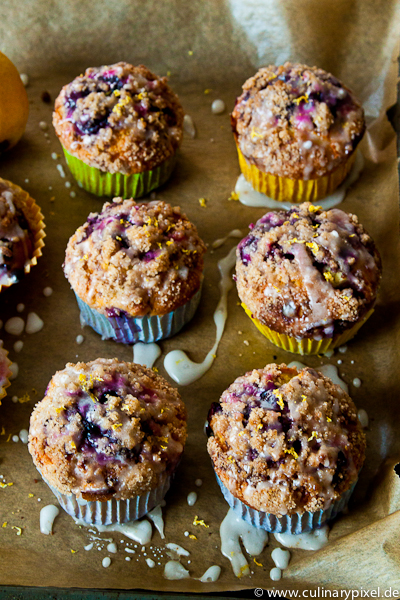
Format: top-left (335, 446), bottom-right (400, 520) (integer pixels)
top-left (207, 363), bottom-right (365, 516)
top-left (0, 181), bottom-right (33, 286)
top-left (64, 198), bottom-right (206, 317)
top-left (236, 203), bottom-right (381, 340)
top-left (28, 358), bottom-right (187, 501)
top-left (231, 63), bottom-right (365, 179)
top-left (53, 62), bottom-right (184, 174)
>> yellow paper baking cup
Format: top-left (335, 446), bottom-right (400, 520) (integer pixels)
top-left (236, 146), bottom-right (356, 203)
top-left (0, 341), bottom-right (12, 402)
top-left (242, 303), bottom-right (374, 355)
top-left (0, 178), bottom-right (46, 293)
top-left (62, 148), bottom-right (177, 199)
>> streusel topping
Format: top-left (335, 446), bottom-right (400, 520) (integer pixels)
top-left (64, 198), bottom-right (206, 317)
top-left (232, 62), bottom-right (365, 179)
top-left (29, 359), bottom-right (187, 501)
top-left (236, 203), bottom-right (381, 340)
top-left (0, 180), bottom-right (33, 285)
top-left (53, 62), bottom-right (184, 174)
top-left (207, 364), bottom-right (365, 516)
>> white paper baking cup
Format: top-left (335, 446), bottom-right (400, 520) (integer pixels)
top-left (76, 286), bottom-right (202, 344)
top-left (215, 473), bottom-right (356, 534)
top-left (43, 474), bottom-right (171, 526)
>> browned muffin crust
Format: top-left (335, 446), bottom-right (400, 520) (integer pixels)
top-left (29, 358), bottom-right (187, 501)
top-left (207, 364), bottom-right (365, 516)
top-left (236, 203), bottom-right (381, 340)
top-left (232, 62), bottom-right (365, 180)
top-left (64, 198), bottom-right (206, 317)
top-left (53, 62), bottom-right (184, 174)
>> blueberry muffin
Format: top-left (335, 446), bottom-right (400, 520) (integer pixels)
top-left (231, 62), bottom-right (365, 202)
top-left (64, 198), bottom-right (206, 343)
top-left (29, 358), bottom-right (187, 524)
top-left (207, 363), bottom-right (366, 533)
top-left (53, 62), bottom-right (184, 197)
top-left (0, 178), bottom-right (45, 291)
top-left (236, 202), bottom-right (381, 354)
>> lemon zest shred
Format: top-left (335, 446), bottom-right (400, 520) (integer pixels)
top-left (193, 515), bottom-right (209, 528)
top-left (284, 447), bottom-right (299, 459)
top-left (274, 391), bottom-right (285, 410)
top-left (12, 526), bottom-right (22, 536)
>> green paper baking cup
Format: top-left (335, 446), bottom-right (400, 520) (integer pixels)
top-left (62, 148), bottom-right (177, 198)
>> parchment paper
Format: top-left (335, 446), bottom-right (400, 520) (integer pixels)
top-left (0, 0), bottom-right (400, 595)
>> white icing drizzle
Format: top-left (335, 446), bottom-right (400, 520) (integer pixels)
top-left (5, 317), bottom-right (24, 336)
top-left (357, 409), bottom-right (369, 428)
top-left (84, 543), bottom-right (94, 551)
top-left (102, 557), bottom-right (111, 568)
top-left (183, 115), bottom-right (196, 139)
top-left (274, 524), bottom-right (329, 550)
top-left (164, 560), bottom-right (190, 580)
top-left (353, 377), bottom-right (362, 388)
top-left (235, 151), bottom-right (364, 209)
top-left (13, 340), bottom-right (23, 353)
top-left (212, 229), bottom-right (243, 249)
top-left (9, 362), bottom-right (18, 380)
top-left (26, 312), bottom-right (44, 334)
top-left (220, 508), bottom-right (268, 578)
top-left (133, 342), bottom-right (162, 369)
top-left (146, 558), bottom-right (156, 568)
top-left (199, 565), bottom-right (222, 582)
top-left (107, 542), bottom-right (117, 553)
top-left (187, 492), bottom-right (197, 506)
top-left (94, 520), bottom-right (152, 545)
top-left (270, 567), bottom-right (282, 581)
top-left (165, 543), bottom-right (190, 557)
top-left (211, 99), bottom-right (225, 114)
top-left (164, 246), bottom-right (236, 385)
top-left (40, 505), bottom-right (60, 535)
top-left (271, 547), bottom-right (290, 569)
top-left (147, 505), bottom-right (165, 539)
top-left (19, 429), bottom-right (28, 444)
top-left (288, 361), bottom-right (348, 393)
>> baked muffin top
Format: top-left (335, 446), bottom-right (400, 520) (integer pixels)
top-left (207, 363), bottom-right (365, 516)
top-left (29, 358), bottom-right (187, 501)
top-left (236, 203), bottom-right (381, 340)
top-left (231, 62), bottom-right (365, 180)
top-left (64, 198), bottom-right (206, 317)
top-left (0, 180), bottom-right (34, 286)
top-left (53, 62), bottom-right (184, 174)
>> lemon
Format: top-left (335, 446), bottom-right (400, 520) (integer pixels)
top-left (0, 51), bottom-right (29, 153)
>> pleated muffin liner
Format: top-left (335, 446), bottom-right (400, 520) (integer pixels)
top-left (242, 302), bottom-right (375, 356)
top-left (0, 178), bottom-right (46, 293)
top-left (76, 286), bottom-right (202, 344)
top-left (0, 340), bottom-right (12, 402)
top-left (235, 144), bottom-right (356, 203)
top-left (62, 147), bottom-right (177, 198)
top-left (41, 473), bottom-right (171, 526)
top-left (216, 473), bottom-right (356, 534)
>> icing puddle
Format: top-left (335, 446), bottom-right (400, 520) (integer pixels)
top-left (133, 342), bottom-right (161, 369)
top-left (235, 151), bottom-right (364, 210)
top-left (164, 246), bottom-right (237, 385)
top-left (274, 526), bottom-right (329, 551)
top-left (220, 508), bottom-right (268, 577)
